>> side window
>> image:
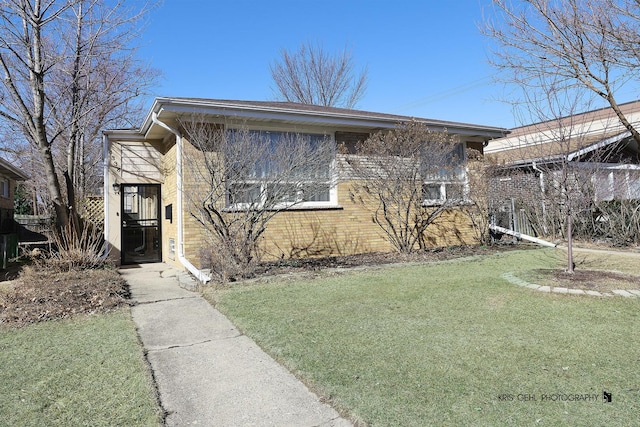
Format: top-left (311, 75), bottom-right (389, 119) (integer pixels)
top-left (0, 178), bottom-right (9, 198)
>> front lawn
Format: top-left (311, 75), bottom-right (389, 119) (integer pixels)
top-left (0, 309), bottom-right (161, 426)
top-left (210, 249), bottom-right (640, 426)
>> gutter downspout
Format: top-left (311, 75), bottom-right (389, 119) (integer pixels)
top-left (151, 112), bottom-right (211, 283)
top-left (489, 224), bottom-right (557, 248)
top-left (102, 133), bottom-right (110, 260)
top-left (531, 161), bottom-right (548, 235)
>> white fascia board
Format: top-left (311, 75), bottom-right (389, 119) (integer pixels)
top-left (103, 129), bottom-right (145, 141)
top-left (141, 98), bottom-right (507, 139)
top-left (567, 131), bottom-right (631, 161)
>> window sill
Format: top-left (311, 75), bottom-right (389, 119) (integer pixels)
top-left (224, 204), bottom-right (344, 213)
top-left (422, 200), bottom-right (472, 207)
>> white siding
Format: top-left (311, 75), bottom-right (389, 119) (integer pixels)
top-left (121, 144), bottom-right (162, 181)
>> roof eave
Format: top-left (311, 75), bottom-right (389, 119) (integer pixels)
top-left (0, 157), bottom-right (29, 181)
top-left (141, 97), bottom-right (508, 139)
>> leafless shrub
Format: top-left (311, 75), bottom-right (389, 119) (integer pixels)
top-left (36, 218), bottom-right (107, 272)
top-left (580, 200), bottom-right (640, 246)
top-left (347, 120), bottom-right (466, 253)
top-left (198, 238), bottom-right (259, 283)
top-left (462, 154), bottom-right (495, 246)
top-left (180, 116), bottom-right (336, 281)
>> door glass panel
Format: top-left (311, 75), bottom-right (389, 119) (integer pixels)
top-left (122, 185), bottom-right (161, 263)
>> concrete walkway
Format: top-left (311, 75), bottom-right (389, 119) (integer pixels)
top-left (120, 263), bottom-right (352, 427)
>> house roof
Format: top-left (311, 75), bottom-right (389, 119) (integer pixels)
top-left (485, 100), bottom-right (640, 166)
top-left (122, 97), bottom-right (508, 141)
top-left (0, 157), bottom-right (29, 181)
top-left (491, 131), bottom-right (640, 167)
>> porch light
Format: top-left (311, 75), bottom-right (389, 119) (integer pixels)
top-left (112, 182), bottom-right (120, 194)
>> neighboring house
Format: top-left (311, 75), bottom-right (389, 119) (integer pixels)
top-left (484, 101), bottom-right (640, 235)
top-left (0, 157), bottom-right (29, 267)
top-left (0, 157), bottom-right (29, 234)
top-left (103, 98), bottom-right (506, 277)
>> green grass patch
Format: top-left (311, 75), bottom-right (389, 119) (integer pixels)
top-left (210, 249), bottom-right (640, 426)
top-left (0, 309), bottom-right (160, 426)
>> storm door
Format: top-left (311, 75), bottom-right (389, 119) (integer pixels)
top-left (121, 184), bottom-right (161, 264)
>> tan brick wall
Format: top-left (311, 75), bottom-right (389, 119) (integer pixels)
top-left (425, 208), bottom-right (478, 247)
top-left (177, 181), bottom-right (480, 264)
top-left (258, 181), bottom-right (391, 259)
top-left (161, 143), bottom-right (181, 268)
top-left (257, 181), bottom-right (478, 260)
top-left (181, 141), bottom-right (216, 268)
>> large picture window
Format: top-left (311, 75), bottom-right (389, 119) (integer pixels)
top-left (225, 130), bottom-right (335, 209)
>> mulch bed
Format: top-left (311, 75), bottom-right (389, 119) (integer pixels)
top-left (254, 244), bottom-right (518, 277)
top-left (0, 268), bottom-right (130, 327)
top-left (540, 269), bottom-right (640, 293)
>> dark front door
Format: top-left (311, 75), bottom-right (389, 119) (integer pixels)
top-left (121, 184), bottom-right (161, 264)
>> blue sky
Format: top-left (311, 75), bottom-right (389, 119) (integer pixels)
top-left (139, 0), bottom-right (516, 128)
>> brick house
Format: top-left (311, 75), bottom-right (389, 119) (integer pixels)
top-left (0, 157), bottom-right (29, 266)
top-left (0, 157), bottom-right (29, 234)
top-left (103, 98), bottom-right (506, 279)
top-left (485, 101), bottom-right (640, 236)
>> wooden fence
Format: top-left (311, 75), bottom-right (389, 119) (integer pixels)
top-left (14, 197), bottom-right (104, 243)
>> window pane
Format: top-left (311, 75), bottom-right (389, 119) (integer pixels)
top-left (266, 183), bottom-right (299, 203)
top-left (1, 179), bottom-right (9, 197)
top-left (123, 187), bottom-right (138, 214)
top-left (423, 183), bottom-right (442, 201)
top-left (446, 183), bottom-right (465, 202)
top-left (303, 186), bottom-right (330, 202)
top-left (229, 130), bottom-right (331, 177)
top-left (423, 142), bottom-right (466, 181)
top-left (629, 170), bottom-right (640, 199)
top-left (228, 183), bottom-right (261, 205)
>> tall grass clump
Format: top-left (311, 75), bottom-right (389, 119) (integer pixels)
top-left (39, 218), bottom-right (107, 272)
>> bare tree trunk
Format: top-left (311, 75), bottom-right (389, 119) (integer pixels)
top-left (39, 143), bottom-right (69, 228)
top-left (566, 213), bottom-right (574, 273)
top-left (64, 1), bottom-right (84, 234)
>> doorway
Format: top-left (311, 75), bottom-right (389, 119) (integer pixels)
top-left (121, 184), bottom-right (161, 264)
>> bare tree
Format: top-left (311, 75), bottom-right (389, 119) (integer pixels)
top-left (270, 41), bottom-right (368, 108)
top-left (179, 117), bottom-right (336, 281)
top-left (0, 0), bottom-right (157, 231)
top-left (346, 120), bottom-right (466, 253)
top-left (487, 88), bottom-right (629, 273)
top-left (485, 0), bottom-right (640, 144)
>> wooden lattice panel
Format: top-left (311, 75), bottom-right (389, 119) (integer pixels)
top-left (80, 197), bottom-right (104, 229)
